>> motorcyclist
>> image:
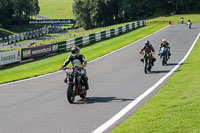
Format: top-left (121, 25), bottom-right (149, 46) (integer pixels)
top-left (187, 19), bottom-right (192, 27)
top-left (60, 45), bottom-right (89, 90)
top-left (140, 40), bottom-right (156, 66)
top-left (159, 39), bottom-right (171, 59)
top-left (180, 16), bottom-right (184, 24)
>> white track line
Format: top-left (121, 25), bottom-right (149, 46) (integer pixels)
top-left (92, 33), bottom-right (200, 133)
top-left (0, 25), bottom-right (170, 87)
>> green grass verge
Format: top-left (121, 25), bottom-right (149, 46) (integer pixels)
top-left (111, 38), bottom-right (200, 133)
top-left (0, 24), bottom-right (167, 84)
top-left (0, 28), bottom-right (15, 37)
top-left (39, 0), bottom-right (74, 19)
top-left (147, 14), bottom-right (200, 24)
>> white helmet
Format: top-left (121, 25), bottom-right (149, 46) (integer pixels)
top-left (162, 39), bottom-right (167, 43)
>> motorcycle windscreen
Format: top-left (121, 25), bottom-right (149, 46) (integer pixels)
top-left (160, 47), bottom-right (167, 54)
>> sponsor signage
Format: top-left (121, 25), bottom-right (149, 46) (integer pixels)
top-left (0, 50), bottom-right (21, 65)
top-left (22, 44), bottom-right (58, 60)
top-left (14, 19), bottom-right (76, 25)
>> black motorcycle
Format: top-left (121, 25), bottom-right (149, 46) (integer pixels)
top-left (141, 52), bottom-right (154, 74)
top-left (64, 67), bottom-right (87, 103)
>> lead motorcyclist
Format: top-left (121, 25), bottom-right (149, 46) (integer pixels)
top-left (159, 39), bottom-right (171, 59)
top-left (60, 45), bottom-right (89, 90)
top-left (140, 40), bottom-right (156, 66)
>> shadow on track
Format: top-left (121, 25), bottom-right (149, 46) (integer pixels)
top-left (151, 70), bottom-right (171, 74)
top-left (166, 63), bottom-right (179, 66)
top-left (151, 69), bottom-right (181, 74)
top-left (75, 97), bottom-right (134, 104)
top-left (190, 27), bottom-right (198, 29)
top-left (166, 62), bottom-right (185, 66)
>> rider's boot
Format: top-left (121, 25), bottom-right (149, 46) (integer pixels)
top-left (82, 76), bottom-right (89, 90)
top-left (152, 58), bottom-right (156, 66)
top-left (168, 52), bottom-right (171, 59)
top-left (85, 82), bottom-right (89, 90)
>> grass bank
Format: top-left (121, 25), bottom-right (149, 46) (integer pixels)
top-left (147, 14), bottom-right (200, 24)
top-left (0, 24), bottom-right (167, 84)
top-left (111, 38), bottom-right (200, 133)
top-left (39, 0), bottom-right (74, 19)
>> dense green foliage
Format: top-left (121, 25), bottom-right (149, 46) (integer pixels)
top-left (73, 0), bottom-right (200, 29)
top-left (0, 0), bottom-right (40, 25)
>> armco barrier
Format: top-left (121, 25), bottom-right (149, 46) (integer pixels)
top-left (0, 25), bottom-right (64, 45)
top-left (61, 20), bottom-right (145, 51)
top-left (56, 20), bottom-right (145, 52)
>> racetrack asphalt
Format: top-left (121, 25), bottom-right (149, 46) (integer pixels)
top-left (0, 24), bottom-right (199, 133)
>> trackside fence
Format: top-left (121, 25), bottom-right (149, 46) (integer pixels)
top-left (0, 25), bottom-right (63, 45)
top-left (0, 20), bottom-right (145, 66)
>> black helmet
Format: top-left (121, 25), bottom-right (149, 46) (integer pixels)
top-left (71, 46), bottom-right (80, 56)
top-left (145, 40), bottom-right (150, 46)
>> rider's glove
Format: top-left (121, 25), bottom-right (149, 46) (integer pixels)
top-left (60, 65), bottom-right (65, 70)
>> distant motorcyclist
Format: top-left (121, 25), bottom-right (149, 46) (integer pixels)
top-left (60, 46), bottom-right (89, 90)
top-left (187, 19), bottom-right (192, 24)
top-left (187, 19), bottom-right (192, 29)
top-left (180, 16), bottom-right (184, 24)
top-left (140, 40), bottom-right (156, 66)
top-left (159, 39), bottom-right (171, 59)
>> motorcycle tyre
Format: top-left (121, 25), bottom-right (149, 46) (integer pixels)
top-left (67, 84), bottom-right (75, 104)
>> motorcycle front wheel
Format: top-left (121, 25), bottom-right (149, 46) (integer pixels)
top-left (67, 84), bottom-right (75, 104)
top-left (144, 61), bottom-right (148, 74)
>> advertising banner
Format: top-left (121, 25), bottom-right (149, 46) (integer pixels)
top-left (21, 44), bottom-right (58, 60)
top-left (13, 19), bottom-right (76, 25)
top-left (0, 50), bottom-right (21, 65)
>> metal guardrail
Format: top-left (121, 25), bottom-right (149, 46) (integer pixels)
top-left (65, 20), bottom-right (145, 51)
top-left (0, 25), bottom-right (64, 45)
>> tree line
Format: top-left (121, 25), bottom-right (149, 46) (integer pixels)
top-left (73, 0), bottom-right (200, 29)
top-left (0, 0), bottom-right (40, 26)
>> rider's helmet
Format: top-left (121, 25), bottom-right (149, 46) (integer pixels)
top-left (162, 39), bottom-right (167, 44)
top-left (145, 40), bottom-right (150, 46)
top-left (71, 45), bottom-right (80, 57)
